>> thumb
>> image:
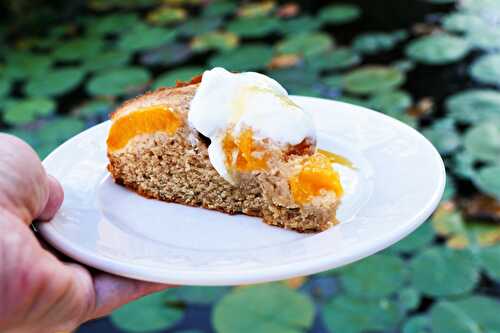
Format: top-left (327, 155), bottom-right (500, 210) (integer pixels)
top-left (37, 175), bottom-right (64, 221)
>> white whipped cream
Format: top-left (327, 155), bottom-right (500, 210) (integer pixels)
top-left (188, 67), bottom-right (316, 183)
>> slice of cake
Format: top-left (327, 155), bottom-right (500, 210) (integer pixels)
top-left (106, 67), bottom-right (343, 232)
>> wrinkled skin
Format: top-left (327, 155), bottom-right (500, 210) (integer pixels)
top-left (0, 134), bottom-right (171, 333)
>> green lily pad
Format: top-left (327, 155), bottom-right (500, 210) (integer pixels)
top-left (178, 17), bottom-right (222, 37)
top-left (368, 89), bottom-right (412, 116)
top-left (318, 4), bottom-right (361, 25)
top-left (442, 175), bottom-right (457, 201)
top-left (86, 67), bottom-right (151, 96)
top-left (480, 245), bottom-right (500, 281)
top-left (86, 13), bottom-right (140, 35)
top-left (453, 295), bottom-right (500, 330)
top-left (83, 51), bottom-right (132, 72)
top-left (278, 16), bottom-right (322, 35)
top-left (53, 37), bottom-right (104, 61)
top-left (118, 24), bottom-right (177, 52)
top-left (276, 32), bottom-right (334, 58)
top-left (24, 68), bottom-right (85, 97)
top-left (442, 12), bottom-right (488, 33)
top-left (202, 1), bottom-right (237, 17)
top-left (4, 53), bottom-right (52, 79)
top-left (168, 286), bottom-right (228, 305)
top-left (147, 6), bottom-right (187, 25)
top-left (390, 222), bottom-right (435, 253)
top-left (422, 119), bottom-right (462, 155)
top-left (430, 301), bottom-right (481, 333)
top-left (405, 34), bottom-right (470, 65)
top-left (410, 247), bottom-right (479, 297)
top-left (191, 31), bottom-right (239, 52)
top-left (353, 30), bottom-right (408, 55)
top-left (461, 0), bottom-right (500, 13)
top-left (343, 66), bottom-right (405, 95)
top-left (466, 29), bottom-right (500, 51)
top-left (393, 59), bottom-right (416, 72)
top-left (267, 68), bottom-right (319, 95)
top-left (153, 66), bottom-right (204, 89)
top-left (464, 122), bottom-right (500, 163)
top-left (111, 291), bottom-right (184, 333)
top-left (430, 202), bottom-right (466, 237)
top-left (213, 284), bottom-right (314, 333)
top-left (6, 128), bottom-right (38, 147)
top-left (399, 288), bottom-right (421, 311)
top-left (140, 43), bottom-right (192, 67)
top-left (0, 79), bottom-right (10, 98)
top-left (403, 315), bottom-right (431, 333)
top-left (474, 165), bottom-right (500, 199)
top-left (470, 53), bottom-right (500, 85)
top-left (339, 254), bottom-right (407, 299)
top-left (306, 47), bottom-right (360, 71)
top-left (446, 89), bottom-right (500, 124)
top-left (322, 295), bottom-right (402, 333)
top-left (227, 17), bottom-right (279, 37)
top-left (74, 100), bottom-right (113, 119)
top-left (3, 98), bottom-right (55, 125)
top-left (209, 44), bottom-right (273, 71)
top-left (89, 0), bottom-right (157, 10)
top-left (38, 118), bottom-right (86, 143)
top-left (453, 151), bottom-right (477, 179)
top-left (237, 1), bottom-right (275, 18)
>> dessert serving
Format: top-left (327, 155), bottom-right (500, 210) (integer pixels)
top-left (106, 67), bottom-right (346, 232)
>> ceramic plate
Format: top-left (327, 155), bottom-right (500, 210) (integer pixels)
top-left (38, 96), bottom-right (445, 286)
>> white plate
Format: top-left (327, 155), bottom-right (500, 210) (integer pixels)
top-left (39, 96), bottom-right (445, 286)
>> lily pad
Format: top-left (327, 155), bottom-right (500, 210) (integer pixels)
top-left (213, 284), bottom-right (314, 333)
top-left (267, 68), bottom-right (319, 95)
top-left (322, 295), bottom-right (402, 333)
top-left (343, 66), bottom-right (405, 95)
top-left (276, 32), bottom-right (333, 58)
top-left (86, 67), bottom-right (151, 96)
top-left (227, 17), bottom-right (279, 37)
top-left (474, 165), bottom-right (500, 199)
top-left (4, 53), bottom-right (52, 79)
top-left (446, 89), bottom-right (500, 124)
top-left (278, 16), bottom-right (322, 35)
top-left (237, 1), bottom-right (275, 18)
top-left (470, 53), bottom-right (500, 85)
top-left (153, 66), bottom-right (204, 89)
top-left (442, 12), bottom-right (488, 33)
top-left (83, 51), bottom-right (132, 72)
top-left (405, 34), bottom-right (470, 65)
top-left (209, 44), bottom-right (273, 71)
top-left (422, 119), bottom-right (462, 155)
top-left (410, 247), bottom-right (479, 297)
top-left (318, 4), bottom-right (361, 25)
top-left (74, 100), bottom-right (113, 120)
top-left (38, 117), bottom-right (86, 143)
top-left (147, 6), bottom-right (187, 25)
top-left (399, 288), bottom-right (421, 311)
top-left (390, 222), bottom-right (435, 253)
top-left (168, 286), bottom-right (229, 305)
top-left (178, 17), bottom-right (222, 37)
top-left (461, 0), bottom-right (500, 14)
top-left (430, 301), bottom-right (481, 333)
top-left (24, 68), bottom-right (85, 97)
top-left (118, 24), bottom-right (177, 52)
top-left (353, 30), bottom-right (408, 55)
top-left (111, 291), bottom-right (184, 332)
top-left (86, 13), bottom-right (140, 35)
top-left (403, 315), bottom-right (431, 333)
top-left (480, 245), bottom-right (500, 281)
top-left (0, 79), bottom-right (10, 98)
top-left (191, 31), bottom-right (239, 52)
top-left (466, 29), bottom-right (500, 51)
top-left (306, 47), bottom-right (360, 71)
top-left (464, 122), bottom-right (500, 163)
top-left (368, 89), bottom-right (412, 116)
top-left (3, 98), bottom-right (55, 125)
top-left (202, 1), bottom-right (237, 17)
top-left (453, 295), bottom-right (500, 331)
top-left (53, 37), bottom-right (104, 61)
top-left (339, 254), bottom-right (407, 299)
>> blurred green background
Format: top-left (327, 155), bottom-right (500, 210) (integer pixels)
top-left (1, 0), bottom-right (499, 332)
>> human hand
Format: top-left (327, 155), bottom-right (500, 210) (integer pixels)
top-left (0, 134), bottom-right (172, 333)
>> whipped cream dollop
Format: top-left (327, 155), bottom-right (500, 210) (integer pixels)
top-left (188, 67), bottom-right (316, 182)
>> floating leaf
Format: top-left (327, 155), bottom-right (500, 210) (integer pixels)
top-left (3, 98), bottom-right (55, 125)
top-left (339, 254), bottom-right (407, 299)
top-left (466, 29), bottom-right (500, 51)
top-left (110, 291), bottom-right (184, 333)
top-left (209, 44), bottom-right (273, 71)
top-left (191, 31), bottom-right (239, 52)
top-left (353, 30), bottom-right (408, 55)
top-left (53, 37), bottom-right (104, 61)
top-left (178, 17), bottom-right (223, 36)
top-left (390, 222), bottom-right (435, 253)
top-left (403, 315), bottom-right (431, 333)
top-left (453, 295), bottom-right (500, 331)
top-left (227, 17), bottom-right (279, 37)
top-left (83, 51), bottom-right (132, 72)
top-left (368, 89), bottom-right (412, 116)
top-left (38, 118), bottom-right (86, 143)
top-left (405, 34), bottom-right (470, 65)
top-left (410, 247), bottom-right (479, 296)
top-left (0, 79), bottom-right (10, 98)
top-left (430, 301), bottom-right (481, 333)
top-left (86, 13), bottom-right (140, 35)
top-left (268, 54), bottom-right (301, 69)
top-left (432, 203), bottom-right (465, 238)
top-left (318, 4), bottom-right (361, 25)
top-left (87, 67), bottom-right (151, 96)
top-left (153, 66), bottom-right (204, 89)
top-left (464, 122), bottom-right (500, 163)
top-left (278, 16), bottom-right (322, 35)
top-left (442, 175), bottom-right (457, 201)
top-left (147, 6), bottom-right (187, 25)
top-left (470, 53), bottom-right (500, 86)
top-left (267, 68), bottom-right (319, 95)
top-left (442, 12), bottom-right (488, 33)
top-left (24, 68), bottom-right (85, 97)
top-left (322, 295), bottom-right (402, 333)
top-left (74, 100), bottom-right (113, 120)
top-left (168, 286), bottom-right (229, 305)
top-left (480, 245), bottom-right (500, 281)
top-left (461, 0), bottom-right (500, 14)
top-left (140, 43), bottom-right (192, 66)
top-left (474, 165), bottom-right (500, 199)
top-left (3, 53), bottom-right (52, 79)
top-left (343, 66), bottom-right (405, 95)
top-left (393, 59), bottom-right (416, 72)
top-left (422, 119), bottom-right (462, 155)
top-left (277, 32), bottom-right (333, 58)
top-left (446, 89), bottom-right (500, 124)
top-left (237, 1), bottom-right (275, 18)
top-left (453, 151), bottom-right (477, 179)
top-left (306, 47), bottom-right (360, 71)
top-left (213, 284), bottom-right (314, 333)
top-left (119, 24), bottom-right (177, 51)
top-left (399, 288), bottom-right (421, 311)
top-left (202, 1), bottom-right (237, 17)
